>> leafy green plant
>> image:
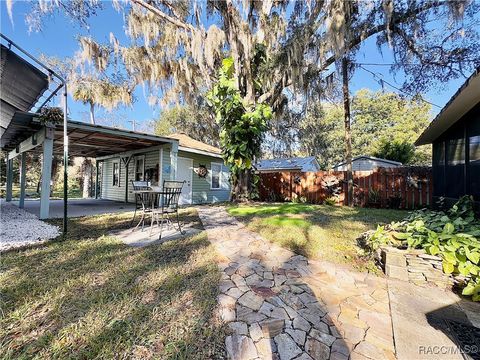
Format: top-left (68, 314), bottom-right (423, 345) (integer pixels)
top-left (324, 197), bottom-right (337, 206)
top-left (368, 188), bottom-right (381, 206)
top-left (38, 107), bottom-right (64, 125)
top-left (207, 57), bottom-right (271, 201)
top-left (362, 195), bottom-right (480, 301)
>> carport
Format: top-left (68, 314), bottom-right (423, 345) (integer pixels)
top-left (1, 34), bottom-right (176, 235)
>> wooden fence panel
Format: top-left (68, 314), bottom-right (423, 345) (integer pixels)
top-left (258, 167), bottom-right (432, 209)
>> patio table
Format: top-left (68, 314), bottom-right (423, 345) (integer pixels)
top-left (131, 189), bottom-right (164, 232)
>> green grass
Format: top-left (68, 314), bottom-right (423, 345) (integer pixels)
top-left (1, 186), bottom-right (83, 200)
top-left (228, 203), bottom-right (408, 272)
top-left (0, 210), bottom-right (225, 359)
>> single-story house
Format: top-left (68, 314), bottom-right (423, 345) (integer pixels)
top-left (1, 36), bottom-right (230, 221)
top-left (256, 156), bottom-right (321, 173)
top-left (415, 67), bottom-right (479, 207)
top-left (332, 156), bottom-right (402, 171)
top-left (98, 129), bottom-right (230, 206)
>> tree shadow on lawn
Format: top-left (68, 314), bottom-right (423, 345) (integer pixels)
top-left (0, 211), bottom-right (226, 359)
top-left (205, 206), bottom-right (396, 360)
top-left (228, 202), bottom-right (408, 271)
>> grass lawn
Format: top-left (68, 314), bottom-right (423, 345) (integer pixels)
top-left (0, 209), bottom-right (225, 359)
top-left (227, 202), bottom-right (408, 272)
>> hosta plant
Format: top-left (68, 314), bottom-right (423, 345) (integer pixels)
top-left (363, 196), bottom-right (480, 301)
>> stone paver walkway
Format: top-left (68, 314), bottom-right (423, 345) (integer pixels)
top-left (198, 206), bottom-right (395, 360)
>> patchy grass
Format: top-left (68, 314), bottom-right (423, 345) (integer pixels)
top-left (0, 209), bottom-right (225, 359)
top-left (228, 203), bottom-right (407, 272)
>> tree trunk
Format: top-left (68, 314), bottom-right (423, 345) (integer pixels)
top-left (232, 169), bottom-right (251, 202)
top-left (82, 158), bottom-right (92, 198)
top-left (342, 57), bottom-right (354, 206)
top-left (89, 102), bottom-right (95, 125)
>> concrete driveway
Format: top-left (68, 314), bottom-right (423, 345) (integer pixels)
top-left (3, 198), bottom-right (135, 218)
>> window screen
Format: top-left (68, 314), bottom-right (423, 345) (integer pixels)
top-left (432, 141), bottom-right (445, 197)
top-left (135, 157), bottom-right (145, 181)
top-left (211, 163), bottom-right (221, 189)
top-left (113, 162), bottom-right (120, 186)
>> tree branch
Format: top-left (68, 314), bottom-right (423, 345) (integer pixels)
top-left (130, 0), bottom-right (195, 32)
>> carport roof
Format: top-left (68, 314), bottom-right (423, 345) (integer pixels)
top-left (3, 112), bottom-right (175, 158)
top-left (0, 43), bottom-right (49, 141)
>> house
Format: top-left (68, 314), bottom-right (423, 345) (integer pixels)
top-left (1, 36), bottom-right (230, 221)
top-left (332, 156), bottom-right (402, 171)
top-left (98, 128), bottom-right (230, 206)
top-left (255, 156), bottom-right (321, 173)
top-left (415, 67), bottom-right (480, 207)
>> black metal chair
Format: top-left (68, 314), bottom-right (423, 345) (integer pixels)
top-left (151, 180), bottom-right (186, 239)
top-left (131, 180), bottom-right (151, 228)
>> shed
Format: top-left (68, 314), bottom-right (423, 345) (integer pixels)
top-left (256, 156), bottom-right (321, 173)
top-left (332, 156), bottom-right (402, 171)
top-left (415, 67), bottom-right (480, 206)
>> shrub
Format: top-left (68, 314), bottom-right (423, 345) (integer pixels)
top-left (362, 196), bottom-right (480, 301)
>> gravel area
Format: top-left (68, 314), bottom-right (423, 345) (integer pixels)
top-left (0, 203), bottom-right (60, 251)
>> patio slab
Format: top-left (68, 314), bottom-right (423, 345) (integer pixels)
top-left (112, 225), bottom-right (202, 247)
top-left (3, 198), bottom-right (135, 218)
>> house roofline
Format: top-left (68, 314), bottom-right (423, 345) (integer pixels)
top-left (333, 155), bottom-right (402, 168)
top-left (415, 67), bottom-right (480, 145)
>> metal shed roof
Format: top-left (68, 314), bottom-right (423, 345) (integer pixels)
top-left (256, 156), bottom-right (319, 171)
top-left (0, 44), bottom-right (49, 139)
top-left (415, 68), bottom-right (480, 146)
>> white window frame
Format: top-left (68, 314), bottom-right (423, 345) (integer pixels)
top-left (210, 162), bottom-right (222, 190)
top-left (112, 160), bottom-right (120, 187)
top-left (134, 155), bottom-right (145, 181)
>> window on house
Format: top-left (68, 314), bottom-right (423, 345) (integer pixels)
top-left (135, 156), bottom-right (145, 181)
top-left (211, 163), bottom-right (221, 189)
top-left (113, 161), bottom-right (120, 186)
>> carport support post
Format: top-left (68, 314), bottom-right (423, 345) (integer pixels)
top-left (5, 158), bottom-right (13, 202)
top-left (40, 135), bottom-right (54, 219)
top-left (170, 142), bottom-right (178, 180)
top-left (95, 160), bottom-right (99, 199)
top-left (19, 152), bottom-right (27, 208)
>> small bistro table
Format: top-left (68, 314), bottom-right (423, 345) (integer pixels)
top-left (131, 181), bottom-right (185, 239)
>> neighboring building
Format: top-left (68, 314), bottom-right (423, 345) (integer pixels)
top-left (256, 156), bottom-right (321, 173)
top-left (332, 156), bottom-right (402, 171)
top-left (416, 67), bottom-right (480, 206)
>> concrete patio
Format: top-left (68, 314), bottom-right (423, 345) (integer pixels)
top-left (2, 198), bottom-right (135, 218)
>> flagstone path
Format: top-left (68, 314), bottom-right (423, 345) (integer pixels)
top-left (197, 206), bottom-right (396, 360)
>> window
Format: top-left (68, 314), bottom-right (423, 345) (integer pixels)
top-left (470, 135), bottom-right (480, 162)
top-left (135, 155), bottom-right (145, 181)
top-left (113, 161), bottom-right (120, 186)
top-left (211, 163), bottom-right (222, 189)
top-left (447, 137), bottom-right (465, 165)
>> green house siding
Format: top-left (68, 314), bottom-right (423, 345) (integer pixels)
top-left (101, 149), bottom-right (162, 203)
top-left (178, 150), bottom-right (230, 204)
top-left (100, 145), bottom-right (230, 204)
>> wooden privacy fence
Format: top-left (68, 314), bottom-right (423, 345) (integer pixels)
top-left (258, 167), bottom-right (433, 209)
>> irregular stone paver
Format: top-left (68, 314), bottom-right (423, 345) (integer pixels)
top-left (198, 206), bottom-right (480, 360)
top-left (198, 206), bottom-right (396, 359)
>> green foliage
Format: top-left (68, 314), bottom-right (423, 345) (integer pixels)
top-left (207, 58), bottom-right (271, 199)
top-left (154, 103), bottom-right (219, 147)
top-left (289, 90), bottom-right (432, 166)
top-left (38, 107), bottom-right (64, 125)
top-left (373, 138), bottom-right (415, 164)
top-left (363, 196), bottom-right (480, 301)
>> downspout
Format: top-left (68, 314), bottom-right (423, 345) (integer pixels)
top-left (1, 33), bottom-right (69, 237)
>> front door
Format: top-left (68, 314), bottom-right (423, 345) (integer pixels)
top-left (177, 157), bottom-right (193, 205)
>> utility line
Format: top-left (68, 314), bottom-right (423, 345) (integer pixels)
top-left (357, 65), bottom-right (442, 108)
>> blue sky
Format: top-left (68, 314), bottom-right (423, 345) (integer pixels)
top-left (1, 2), bottom-right (469, 132)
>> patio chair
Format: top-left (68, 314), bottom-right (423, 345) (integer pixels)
top-left (151, 180), bottom-right (186, 240)
top-left (130, 180), bottom-right (151, 227)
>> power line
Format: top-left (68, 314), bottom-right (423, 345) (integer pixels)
top-left (357, 65), bottom-right (442, 108)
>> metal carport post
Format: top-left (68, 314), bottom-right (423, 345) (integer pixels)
top-left (1, 34), bottom-right (69, 237)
